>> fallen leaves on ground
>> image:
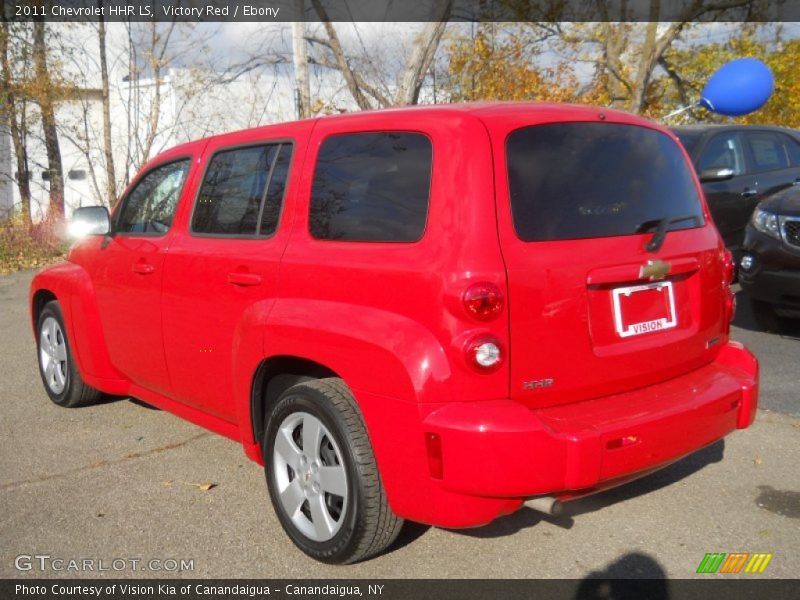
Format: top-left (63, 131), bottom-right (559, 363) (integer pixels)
top-left (162, 479), bottom-right (217, 491)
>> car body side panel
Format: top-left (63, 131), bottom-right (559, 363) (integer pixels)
top-left (275, 109), bottom-right (508, 406)
top-left (161, 126), bottom-right (309, 423)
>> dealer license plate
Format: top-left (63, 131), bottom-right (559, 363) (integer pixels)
top-left (611, 281), bottom-right (677, 338)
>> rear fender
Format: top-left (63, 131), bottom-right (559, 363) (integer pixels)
top-left (262, 298), bottom-right (451, 403)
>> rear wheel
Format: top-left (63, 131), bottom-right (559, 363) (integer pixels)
top-left (751, 300), bottom-right (782, 333)
top-left (263, 378), bottom-right (403, 564)
top-left (36, 301), bottom-right (102, 408)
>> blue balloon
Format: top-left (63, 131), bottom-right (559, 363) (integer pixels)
top-left (698, 58), bottom-right (774, 116)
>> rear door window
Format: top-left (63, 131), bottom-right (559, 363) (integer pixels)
top-left (744, 132), bottom-right (790, 172)
top-left (192, 143), bottom-right (292, 237)
top-left (506, 123), bottom-right (704, 241)
top-left (309, 132), bottom-right (432, 242)
top-left (779, 133), bottom-right (800, 167)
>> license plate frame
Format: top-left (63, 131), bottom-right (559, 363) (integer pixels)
top-left (611, 281), bottom-right (677, 338)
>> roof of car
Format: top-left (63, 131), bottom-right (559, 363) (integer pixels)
top-left (313, 101), bottom-right (647, 123)
top-left (202, 101), bottom-right (657, 145)
top-left (142, 102), bottom-right (672, 172)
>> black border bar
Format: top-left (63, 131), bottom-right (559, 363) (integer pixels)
top-left (4, 0), bottom-right (800, 22)
top-left (4, 579), bottom-right (800, 600)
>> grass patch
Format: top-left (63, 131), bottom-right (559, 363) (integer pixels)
top-left (0, 212), bottom-right (68, 275)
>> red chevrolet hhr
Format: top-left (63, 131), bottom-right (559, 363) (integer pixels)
top-left (30, 103), bottom-right (758, 563)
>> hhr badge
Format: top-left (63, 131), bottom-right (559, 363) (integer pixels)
top-left (523, 378), bottom-right (554, 391)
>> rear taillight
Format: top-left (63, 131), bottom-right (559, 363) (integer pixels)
top-left (722, 249), bottom-right (735, 286)
top-left (463, 282), bottom-right (504, 321)
top-left (464, 335), bottom-right (503, 372)
top-left (722, 249), bottom-right (736, 328)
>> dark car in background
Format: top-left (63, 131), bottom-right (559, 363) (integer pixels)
top-left (672, 125), bottom-right (800, 260)
top-left (739, 186), bottom-right (800, 330)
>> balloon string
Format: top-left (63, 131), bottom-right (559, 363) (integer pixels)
top-left (661, 104), bottom-right (694, 122)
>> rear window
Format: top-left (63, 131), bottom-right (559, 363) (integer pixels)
top-left (507, 123), bottom-right (704, 242)
top-left (745, 132), bottom-right (790, 172)
top-left (309, 132), bottom-right (432, 242)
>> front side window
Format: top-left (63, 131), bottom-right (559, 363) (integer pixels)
top-left (507, 123), bottom-right (704, 242)
top-left (192, 143), bottom-right (293, 237)
top-left (698, 133), bottom-right (745, 176)
top-left (309, 132), bottom-right (432, 242)
top-left (117, 159), bottom-right (190, 235)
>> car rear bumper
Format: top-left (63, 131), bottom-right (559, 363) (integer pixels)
top-left (371, 341), bottom-right (757, 528)
top-left (424, 341), bottom-right (756, 499)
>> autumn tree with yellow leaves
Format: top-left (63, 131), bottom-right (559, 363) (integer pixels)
top-left (444, 23), bottom-right (800, 128)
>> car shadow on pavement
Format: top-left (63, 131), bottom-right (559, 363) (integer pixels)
top-left (390, 521), bottom-right (433, 553)
top-left (126, 397), bottom-right (162, 410)
top-left (732, 289), bottom-right (800, 338)
top-left (449, 440), bottom-right (725, 540)
top-left (83, 395), bottom-right (163, 410)
top-left (732, 289), bottom-right (762, 333)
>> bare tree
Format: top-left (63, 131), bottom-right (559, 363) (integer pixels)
top-left (292, 1), bottom-right (311, 118)
top-left (0, 18), bottom-right (32, 220)
top-left (98, 5), bottom-right (116, 205)
top-left (310, 0), bottom-right (453, 109)
top-left (395, 17), bottom-right (451, 105)
top-left (32, 21), bottom-right (65, 217)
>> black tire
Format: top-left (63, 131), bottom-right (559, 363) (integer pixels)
top-left (751, 299), bottom-right (782, 333)
top-left (36, 300), bottom-right (102, 408)
top-left (263, 378), bottom-right (403, 564)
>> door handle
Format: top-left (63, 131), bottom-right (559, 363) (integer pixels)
top-left (132, 261), bottom-right (155, 275)
top-left (227, 271), bottom-right (262, 286)
top-left (741, 188), bottom-right (758, 198)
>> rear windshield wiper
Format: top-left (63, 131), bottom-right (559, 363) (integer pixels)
top-left (637, 214), bottom-right (702, 253)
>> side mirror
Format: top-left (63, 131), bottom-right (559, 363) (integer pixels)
top-left (69, 206), bottom-right (111, 237)
top-left (699, 167), bottom-right (735, 183)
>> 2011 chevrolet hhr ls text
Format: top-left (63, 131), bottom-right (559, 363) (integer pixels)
top-left (30, 103), bottom-right (759, 564)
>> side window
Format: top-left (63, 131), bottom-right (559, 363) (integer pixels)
top-left (192, 143), bottom-right (292, 236)
top-left (745, 132), bottom-right (790, 172)
top-left (698, 134), bottom-right (745, 176)
top-left (260, 144), bottom-right (292, 236)
top-left (117, 159), bottom-right (190, 234)
top-left (780, 134), bottom-right (800, 167)
top-left (309, 132), bottom-right (432, 242)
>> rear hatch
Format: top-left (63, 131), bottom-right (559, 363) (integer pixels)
top-left (494, 117), bottom-right (729, 408)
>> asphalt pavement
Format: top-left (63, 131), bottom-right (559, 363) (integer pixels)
top-left (1, 268), bottom-right (798, 579)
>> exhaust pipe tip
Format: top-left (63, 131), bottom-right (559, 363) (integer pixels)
top-left (524, 496), bottom-right (563, 516)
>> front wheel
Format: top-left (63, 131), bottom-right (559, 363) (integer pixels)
top-left (264, 378), bottom-right (403, 564)
top-left (36, 300), bottom-right (102, 408)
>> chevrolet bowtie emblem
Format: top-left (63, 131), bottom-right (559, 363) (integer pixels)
top-left (639, 259), bottom-right (671, 280)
